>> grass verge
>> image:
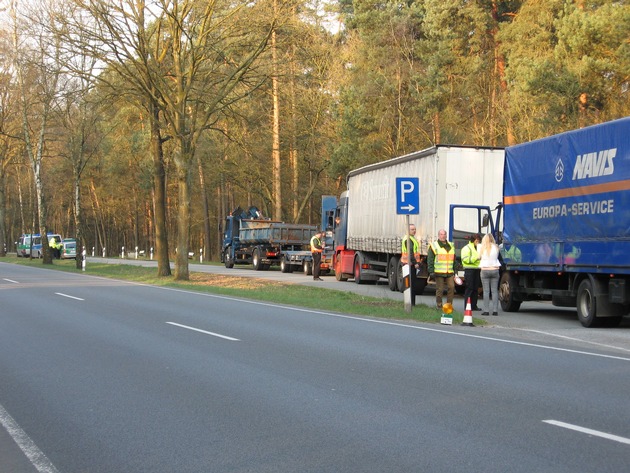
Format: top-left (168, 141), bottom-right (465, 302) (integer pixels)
top-left (4, 256), bottom-right (485, 326)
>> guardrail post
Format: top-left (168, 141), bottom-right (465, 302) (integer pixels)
top-left (200, 248), bottom-right (203, 263)
top-left (82, 247), bottom-right (86, 272)
top-left (150, 247), bottom-right (154, 260)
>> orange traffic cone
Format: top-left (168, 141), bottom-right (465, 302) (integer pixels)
top-left (461, 297), bottom-right (474, 327)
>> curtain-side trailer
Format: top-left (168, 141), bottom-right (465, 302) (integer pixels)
top-left (450, 117), bottom-right (630, 327)
top-left (332, 145), bottom-right (504, 294)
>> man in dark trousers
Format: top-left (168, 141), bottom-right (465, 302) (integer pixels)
top-left (310, 231), bottom-right (325, 281)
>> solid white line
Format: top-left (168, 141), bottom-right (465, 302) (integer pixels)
top-left (3, 278), bottom-right (19, 283)
top-left (0, 402), bottom-right (60, 473)
top-left (543, 420), bottom-right (630, 446)
top-left (55, 292), bottom-right (84, 301)
top-left (511, 328), bottom-right (630, 354)
top-left (166, 322), bottom-right (240, 341)
top-left (143, 285), bottom-right (630, 362)
top-left (39, 273), bottom-right (630, 362)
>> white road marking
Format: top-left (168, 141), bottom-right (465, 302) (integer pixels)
top-left (166, 322), bottom-right (240, 341)
top-left (137, 284), bottom-right (630, 362)
top-left (55, 292), bottom-right (84, 301)
top-left (0, 402), bottom-right (60, 473)
top-left (18, 270), bottom-right (626, 362)
top-left (512, 328), bottom-right (630, 354)
top-left (543, 420), bottom-right (630, 446)
top-left (3, 278), bottom-right (19, 283)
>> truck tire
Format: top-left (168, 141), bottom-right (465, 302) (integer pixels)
top-left (577, 278), bottom-right (624, 328)
top-left (224, 248), bottom-right (234, 268)
top-left (303, 261), bottom-right (312, 275)
top-left (252, 248), bottom-right (262, 271)
top-left (499, 272), bottom-right (521, 312)
top-left (334, 258), bottom-right (348, 281)
top-left (576, 279), bottom-right (599, 327)
top-left (387, 256), bottom-right (399, 291)
top-left (354, 254), bottom-right (365, 285)
top-left (280, 258), bottom-right (292, 273)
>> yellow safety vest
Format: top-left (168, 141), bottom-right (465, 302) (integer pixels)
top-left (400, 235), bottom-right (420, 264)
top-left (431, 241), bottom-right (455, 274)
top-left (461, 242), bottom-right (480, 269)
top-left (310, 235), bottom-right (322, 253)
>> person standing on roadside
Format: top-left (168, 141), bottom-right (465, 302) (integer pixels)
top-left (427, 229), bottom-right (455, 310)
top-left (310, 231), bottom-right (325, 281)
top-left (461, 233), bottom-right (481, 311)
top-left (479, 233), bottom-right (502, 316)
top-left (401, 224), bottom-right (421, 305)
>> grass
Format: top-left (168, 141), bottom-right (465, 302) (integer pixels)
top-left (4, 255), bottom-right (485, 326)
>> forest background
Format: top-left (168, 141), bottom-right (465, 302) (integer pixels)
top-left (0, 0), bottom-right (628, 279)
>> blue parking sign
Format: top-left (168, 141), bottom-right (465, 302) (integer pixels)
top-left (396, 178), bottom-right (419, 214)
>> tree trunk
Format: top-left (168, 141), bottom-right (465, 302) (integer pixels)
top-left (197, 153), bottom-right (211, 260)
top-left (150, 102), bottom-right (171, 276)
top-left (174, 166), bottom-right (191, 280)
top-left (0, 164), bottom-right (6, 257)
top-left (271, 10), bottom-right (282, 221)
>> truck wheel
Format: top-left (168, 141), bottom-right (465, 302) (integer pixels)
top-left (388, 256), bottom-right (399, 292)
top-left (303, 261), bottom-right (312, 275)
top-left (252, 248), bottom-right (262, 271)
top-left (354, 254), bottom-right (365, 285)
top-left (499, 272), bottom-right (521, 312)
top-left (334, 259), bottom-right (347, 281)
top-left (280, 259), bottom-right (292, 273)
top-left (224, 248), bottom-right (234, 268)
top-left (577, 278), bottom-right (624, 327)
top-left (577, 279), bottom-right (599, 327)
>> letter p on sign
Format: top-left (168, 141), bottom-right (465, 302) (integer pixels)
top-left (396, 177), bottom-right (420, 215)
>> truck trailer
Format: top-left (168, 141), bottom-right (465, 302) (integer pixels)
top-left (450, 117), bottom-right (630, 327)
top-left (332, 145), bottom-right (505, 293)
top-left (221, 206), bottom-right (319, 273)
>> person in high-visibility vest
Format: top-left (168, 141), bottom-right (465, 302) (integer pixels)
top-left (310, 231), bottom-right (325, 281)
top-left (49, 236), bottom-right (62, 259)
top-left (427, 229), bottom-right (455, 310)
top-left (401, 224), bottom-right (421, 266)
top-left (461, 233), bottom-right (481, 311)
top-left (401, 224), bottom-right (421, 305)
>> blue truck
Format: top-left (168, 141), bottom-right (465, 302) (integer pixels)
top-left (221, 206), bottom-right (321, 273)
top-left (450, 117), bottom-right (630, 327)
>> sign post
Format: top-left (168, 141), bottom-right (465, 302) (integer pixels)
top-left (396, 178), bottom-right (420, 313)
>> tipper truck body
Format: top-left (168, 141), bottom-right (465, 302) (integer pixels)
top-left (221, 206), bottom-right (316, 272)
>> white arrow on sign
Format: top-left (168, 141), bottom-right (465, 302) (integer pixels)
top-left (400, 204), bottom-right (415, 212)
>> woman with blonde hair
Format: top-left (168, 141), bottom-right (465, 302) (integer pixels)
top-left (479, 233), bottom-right (501, 315)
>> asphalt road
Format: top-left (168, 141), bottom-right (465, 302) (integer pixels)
top-left (1, 262), bottom-right (630, 472)
top-left (95, 257), bottom-right (630, 353)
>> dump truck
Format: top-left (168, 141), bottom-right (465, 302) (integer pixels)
top-left (450, 117), bottom-right (630, 327)
top-left (221, 206), bottom-right (317, 273)
top-left (332, 145), bottom-right (505, 293)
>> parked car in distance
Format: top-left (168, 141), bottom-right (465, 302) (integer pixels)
top-left (17, 234), bottom-right (33, 257)
top-left (62, 238), bottom-right (77, 259)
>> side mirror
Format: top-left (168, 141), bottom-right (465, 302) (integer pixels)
top-left (482, 213), bottom-right (489, 228)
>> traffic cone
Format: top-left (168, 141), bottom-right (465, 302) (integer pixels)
top-left (461, 297), bottom-right (474, 327)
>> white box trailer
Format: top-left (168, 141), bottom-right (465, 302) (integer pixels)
top-left (333, 145), bottom-right (504, 293)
